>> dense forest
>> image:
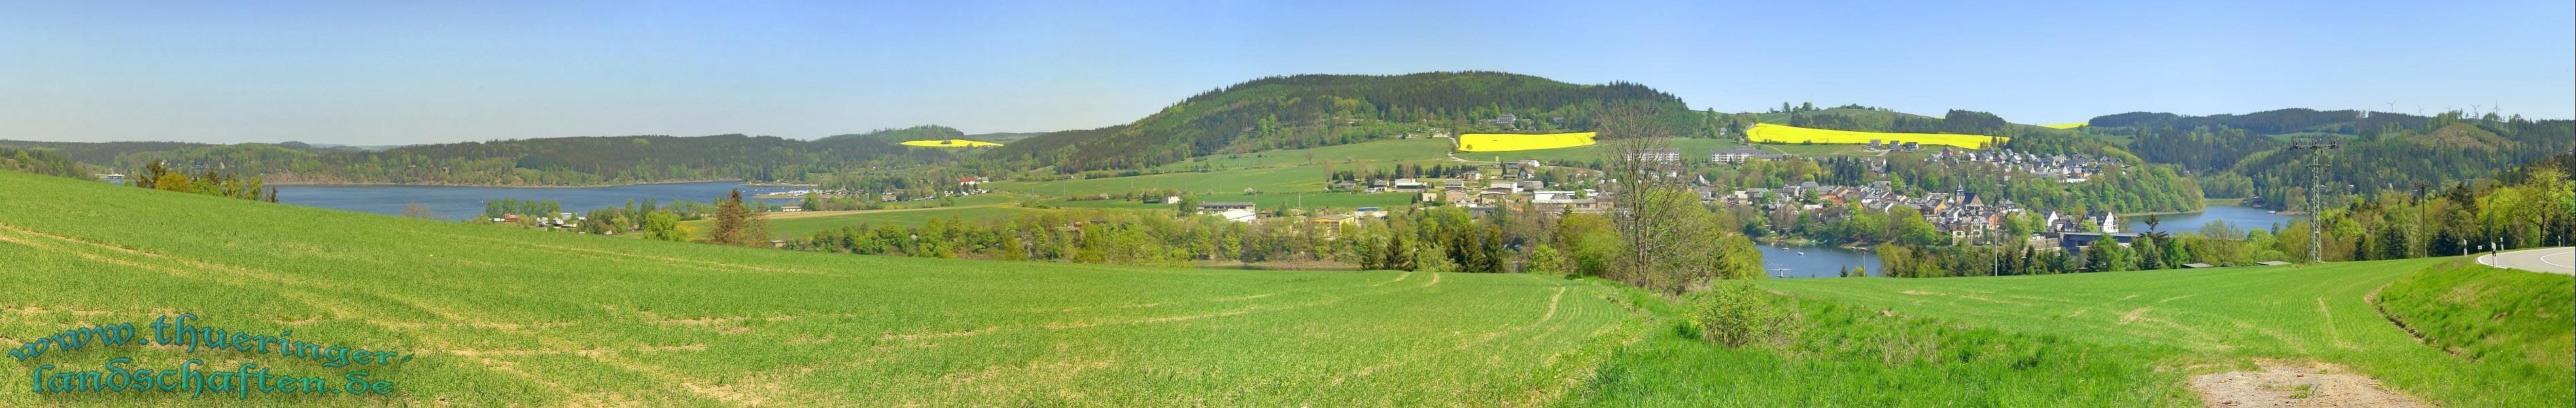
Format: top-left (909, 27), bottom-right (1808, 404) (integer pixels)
top-left (2089, 109), bottom-right (2574, 210)
top-left (0, 147), bottom-right (95, 180)
top-left (2, 126), bottom-right (992, 186)
top-left (987, 71), bottom-right (1705, 172)
top-left (2087, 108), bottom-right (2432, 135)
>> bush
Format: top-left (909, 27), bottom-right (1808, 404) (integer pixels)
top-left (1526, 245), bottom-right (1565, 275)
top-left (1414, 245), bottom-right (1459, 273)
top-left (1686, 282), bottom-right (1799, 348)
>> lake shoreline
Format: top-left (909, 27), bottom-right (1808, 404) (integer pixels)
top-left (2117, 198), bottom-right (2252, 217)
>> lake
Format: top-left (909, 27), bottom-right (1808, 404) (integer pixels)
top-left (2125, 205), bottom-right (2299, 235)
top-left (273, 181), bottom-right (804, 220)
top-left (1757, 243), bottom-right (1878, 278)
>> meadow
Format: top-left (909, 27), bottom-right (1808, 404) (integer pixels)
top-left (1469, 138), bottom-right (1739, 164)
top-left (1457, 133), bottom-right (1597, 152)
top-left (5, 167), bottom-right (2565, 407)
top-left (688, 205), bottom-right (1042, 240)
top-left (1149, 138), bottom-right (1452, 171)
top-left (1757, 258), bottom-right (2573, 407)
top-left (1746, 123), bottom-right (2008, 149)
top-left (1050, 192), bottom-right (1415, 212)
top-left (0, 169), bottom-right (1648, 406)
top-left (988, 158), bottom-right (1447, 200)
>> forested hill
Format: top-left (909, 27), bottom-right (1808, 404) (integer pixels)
top-left (2083, 109), bottom-right (2573, 209)
top-left (1756, 105), bottom-right (2141, 163)
top-left (986, 71), bottom-right (1703, 172)
top-left (1, 125), bottom-right (982, 186)
top-left (2087, 108), bottom-right (2435, 135)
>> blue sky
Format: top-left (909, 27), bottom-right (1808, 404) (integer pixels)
top-left (4, 0), bottom-right (2569, 143)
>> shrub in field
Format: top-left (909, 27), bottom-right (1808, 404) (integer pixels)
top-left (1686, 281), bottom-right (1799, 347)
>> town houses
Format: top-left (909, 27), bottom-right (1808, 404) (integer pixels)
top-left (1708, 178), bottom-right (2124, 247)
top-left (1926, 148), bottom-right (2120, 183)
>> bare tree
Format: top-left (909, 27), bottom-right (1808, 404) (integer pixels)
top-left (1599, 103), bottom-right (1684, 290)
top-left (1598, 103), bottom-right (1764, 292)
top-left (400, 201), bottom-right (439, 220)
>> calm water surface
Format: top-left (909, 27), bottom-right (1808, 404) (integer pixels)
top-left (2125, 205), bottom-right (2299, 234)
top-left (273, 181), bottom-right (801, 220)
top-left (1758, 243), bottom-right (1877, 278)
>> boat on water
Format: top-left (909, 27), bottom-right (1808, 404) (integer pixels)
top-left (1797, 251), bottom-right (1805, 256)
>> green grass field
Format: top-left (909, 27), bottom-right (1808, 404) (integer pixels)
top-left (695, 205), bottom-right (1040, 239)
top-left (3, 168), bottom-right (2565, 407)
top-left (1745, 142), bottom-right (1868, 155)
top-left (1472, 138), bottom-right (1738, 164)
top-left (1151, 137), bottom-right (1452, 171)
top-left (0, 170), bottom-right (1645, 406)
top-left (990, 160), bottom-right (1446, 199)
top-left (1050, 192), bottom-right (1415, 213)
top-left (1757, 259), bottom-right (2573, 407)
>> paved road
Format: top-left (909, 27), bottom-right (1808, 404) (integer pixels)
top-left (2477, 247), bottom-right (2575, 275)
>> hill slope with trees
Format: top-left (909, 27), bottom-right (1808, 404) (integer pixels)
top-left (986, 71), bottom-right (1704, 172)
top-left (1, 126), bottom-right (984, 186)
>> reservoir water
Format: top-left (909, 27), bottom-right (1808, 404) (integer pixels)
top-left (1757, 243), bottom-right (1877, 278)
top-left (2125, 205), bottom-right (2299, 235)
top-left (1755, 206), bottom-right (2295, 279)
top-left (273, 181), bottom-right (803, 221)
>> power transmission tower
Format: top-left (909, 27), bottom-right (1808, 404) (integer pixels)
top-left (2286, 137), bottom-right (2342, 262)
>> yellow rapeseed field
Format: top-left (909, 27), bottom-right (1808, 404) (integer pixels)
top-left (2040, 122), bottom-right (2087, 129)
top-left (899, 139), bottom-right (1005, 148)
top-left (1456, 132), bottom-right (1596, 152)
top-left (1746, 124), bottom-right (2006, 150)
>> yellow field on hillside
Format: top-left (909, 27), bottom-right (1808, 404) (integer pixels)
top-left (899, 139), bottom-right (1004, 148)
top-left (2040, 122), bottom-right (2087, 129)
top-left (1457, 132), bottom-right (1596, 152)
top-left (1746, 124), bottom-right (2006, 150)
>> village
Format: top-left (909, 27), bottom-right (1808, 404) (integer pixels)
top-left (1143, 140), bottom-right (2148, 253)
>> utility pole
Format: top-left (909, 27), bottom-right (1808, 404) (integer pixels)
top-left (2286, 137), bottom-right (2340, 263)
top-left (2413, 182), bottom-right (2431, 258)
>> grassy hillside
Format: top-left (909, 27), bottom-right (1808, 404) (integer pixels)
top-left (1475, 138), bottom-right (1740, 164)
top-left (1147, 137), bottom-right (1453, 172)
top-left (1759, 258), bottom-right (2573, 407)
top-left (687, 205), bottom-right (1042, 241)
top-left (2374, 260), bottom-right (2574, 370)
top-left (7, 167), bottom-right (2566, 406)
top-left (0, 169), bottom-right (1648, 405)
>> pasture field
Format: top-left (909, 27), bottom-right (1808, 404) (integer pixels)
top-left (1567, 282), bottom-right (2193, 407)
top-left (988, 159), bottom-right (1446, 199)
top-left (687, 204), bottom-right (1041, 239)
top-left (1457, 133), bottom-right (1596, 152)
top-left (7, 168), bottom-right (2564, 407)
top-left (897, 139), bottom-right (1003, 148)
top-left (1049, 192), bottom-right (1415, 212)
top-left (1759, 258), bottom-right (2574, 407)
top-left (0, 169), bottom-right (1650, 406)
top-left (1749, 142), bottom-right (1870, 155)
top-left (1747, 123), bottom-right (2008, 149)
top-left (1151, 138), bottom-right (1452, 171)
top-left (1467, 139), bottom-right (1737, 164)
